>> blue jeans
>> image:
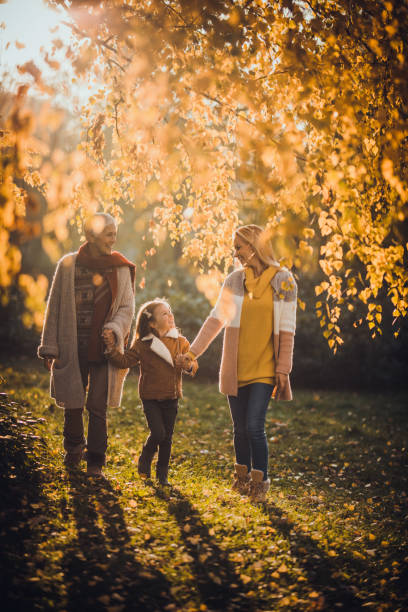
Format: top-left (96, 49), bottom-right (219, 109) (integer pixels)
top-left (227, 383), bottom-right (273, 481)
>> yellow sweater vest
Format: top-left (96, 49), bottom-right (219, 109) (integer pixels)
top-left (237, 266), bottom-right (278, 387)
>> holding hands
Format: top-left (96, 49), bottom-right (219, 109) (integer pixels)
top-left (102, 328), bottom-right (116, 352)
top-left (175, 353), bottom-right (193, 371)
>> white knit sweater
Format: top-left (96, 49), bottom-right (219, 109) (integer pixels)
top-left (38, 252), bottom-right (135, 409)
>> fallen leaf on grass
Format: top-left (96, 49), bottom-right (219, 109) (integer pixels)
top-left (98, 595), bottom-right (110, 605)
top-left (240, 574), bottom-right (252, 584)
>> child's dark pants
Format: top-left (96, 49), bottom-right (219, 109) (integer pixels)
top-left (140, 398), bottom-right (178, 478)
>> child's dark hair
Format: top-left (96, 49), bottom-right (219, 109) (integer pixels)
top-left (134, 299), bottom-right (170, 340)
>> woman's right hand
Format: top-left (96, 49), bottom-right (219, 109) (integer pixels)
top-left (275, 372), bottom-right (288, 398)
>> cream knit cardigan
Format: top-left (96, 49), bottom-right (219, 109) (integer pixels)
top-left (38, 253), bottom-right (135, 409)
top-left (190, 267), bottom-right (297, 400)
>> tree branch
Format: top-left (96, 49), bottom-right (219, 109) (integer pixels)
top-left (184, 86), bottom-right (306, 161)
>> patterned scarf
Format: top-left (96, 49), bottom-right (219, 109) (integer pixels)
top-left (76, 242), bottom-right (136, 361)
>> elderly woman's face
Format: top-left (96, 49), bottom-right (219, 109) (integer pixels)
top-left (233, 234), bottom-right (254, 266)
top-left (89, 222), bottom-right (117, 256)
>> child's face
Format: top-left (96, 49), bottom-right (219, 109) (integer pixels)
top-left (150, 303), bottom-right (174, 336)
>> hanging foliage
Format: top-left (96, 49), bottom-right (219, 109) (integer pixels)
top-left (1, 0), bottom-right (407, 348)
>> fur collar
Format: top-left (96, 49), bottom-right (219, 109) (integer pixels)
top-left (141, 328), bottom-right (179, 366)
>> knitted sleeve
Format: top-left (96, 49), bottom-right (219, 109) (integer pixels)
top-left (179, 337), bottom-right (198, 376)
top-left (273, 269), bottom-right (297, 375)
top-left (275, 331), bottom-right (294, 375)
top-left (189, 316), bottom-right (224, 358)
top-left (104, 267), bottom-right (135, 353)
top-left (37, 258), bottom-right (64, 358)
top-left (272, 269), bottom-right (297, 334)
top-left (190, 271), bottom-right (243, 357)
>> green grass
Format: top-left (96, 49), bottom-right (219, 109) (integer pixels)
top-left (0, 358), bottom-right (407, 611)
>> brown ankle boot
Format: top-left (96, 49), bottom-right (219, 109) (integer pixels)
top-left (249, 469), bottom-right (270, 502)
top-left (232, 464), bottom-right (250, 495)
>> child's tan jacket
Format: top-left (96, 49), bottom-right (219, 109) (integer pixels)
top-left (106, 328), bottom-right (198, 401)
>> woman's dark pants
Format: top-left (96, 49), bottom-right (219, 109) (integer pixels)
top-left (228, 382), bottom-right (273, 481)
top-left (63, 357), bottom-right (108, 468)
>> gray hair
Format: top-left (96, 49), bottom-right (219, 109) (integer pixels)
top-left (84, 213), bottom-right (117, 238)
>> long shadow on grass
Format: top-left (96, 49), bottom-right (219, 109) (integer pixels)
top-left (62, 471), bottom-right (171, 612)
top-left (155, 485), bottom-right (263, 612)
top-left (261, 500), bottom-right (367, 611)
top-left (0, 393), bottom-right (60, 611)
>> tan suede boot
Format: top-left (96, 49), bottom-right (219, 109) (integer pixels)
top-left (249, 469), bottom-right (270, 502)
top-left (232, 464), bottom-right (250, 495)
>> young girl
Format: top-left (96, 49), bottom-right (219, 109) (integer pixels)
top-left (103, 299), bottom-right (197, 485)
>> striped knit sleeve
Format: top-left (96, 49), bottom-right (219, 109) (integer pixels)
top-left (189, 316), bottom-right (224, 358)
top-left (273, 269), bottom-right (297, 376)
top-left (38, 257), bottom-right (65, 358)
top-left (190, 270), bottom-right (244, 358)
top-left (189, 278), bottom-right (231, 357)
top-left (272, 269), bottom-right (297, 334)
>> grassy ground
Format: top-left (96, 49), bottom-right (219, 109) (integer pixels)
top-left (0, 357), bottom-right (407, 611)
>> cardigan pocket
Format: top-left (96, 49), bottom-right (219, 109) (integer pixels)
top-left (52, 358), bottom-right (64, 370)
top-left (52, 361), bottom-right (71, 376)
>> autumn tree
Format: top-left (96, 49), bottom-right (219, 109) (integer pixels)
top-left (1, 0), bottom-right (407, 348)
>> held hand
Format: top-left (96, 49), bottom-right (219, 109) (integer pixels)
top-left (174, 354), bottom-right (185, 367)
top-left (175, 354), bottom-right (192, 369)
top-left (102, 328), bottom-right (116, 350)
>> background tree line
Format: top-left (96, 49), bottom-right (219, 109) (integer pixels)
top-left (1, 0), bottom-right (407, 390)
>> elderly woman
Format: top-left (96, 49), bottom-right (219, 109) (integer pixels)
top-left (181, 225), bottom-right (297, 502)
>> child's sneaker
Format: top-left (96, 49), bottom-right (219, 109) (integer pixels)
top-left (156, 467), bottom-right (170, 486)
top-left (137, 448), bottom-right (152, 479)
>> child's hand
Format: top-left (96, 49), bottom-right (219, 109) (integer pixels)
top-left (175, 354), bottom-right (191, 370)
top-left (102, 328), bottom-right (116, 351)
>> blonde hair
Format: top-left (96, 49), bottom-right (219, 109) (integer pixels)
top-left (234, 224), bottom-right (278, 266)
top-left (134, 298), bottom-right (170, 339)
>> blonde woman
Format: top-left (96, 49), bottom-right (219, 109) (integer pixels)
top-left (178, 225), bottom-right (297, 502)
